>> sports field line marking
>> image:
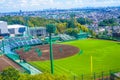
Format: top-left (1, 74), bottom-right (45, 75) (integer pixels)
top-left (0, 58), bottom-right (16, 68)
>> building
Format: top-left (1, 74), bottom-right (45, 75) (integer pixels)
top-left (0, 21), bottom-right (47, 37)
top-left (29, 27), bottom-right (47, 37)
top-left (0, 21), bottom-right (9, 37)
top-left (7, 24), bottom-right (26, 37)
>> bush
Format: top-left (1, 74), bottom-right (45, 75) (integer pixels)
top-left (54, 74), bottom-right (68, 80)
top-left (1, 67), bottom-right (20, 80)
top-left (0, 67), bottom-right (68, 80)
top-left (0, 75), bottom-right (2, 80)
top-left (18, 73), bottom-right (68, 80)
top-left (18, 74), bottom-right (30, 80)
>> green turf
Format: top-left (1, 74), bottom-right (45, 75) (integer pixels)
top-left (29, 39), bottom-right (120, 76)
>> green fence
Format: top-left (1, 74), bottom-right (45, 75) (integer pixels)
top-left (96, 35), bottom-right (120, 42)
top-left (66, 68), bottom-right (120, 80)
top-left (44, 36), bottom-right (60, 43)
top-left (74, 32), bottom-right (88, 39)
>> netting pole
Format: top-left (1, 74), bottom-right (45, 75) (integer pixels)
top-left (109, 70), bottom-right (115, 80)
top-left (93, 72), bottom-right (96, 80)
top-left (81, 74), bottom-right (84, 80)
top-left (49, 33), bottom-right (54, 74)
top-left (74, 75), bottom-right (76, 80)
top-left (46, 24), bottom-right (56, 74)
top-left (102, 72), bottom-right (104, 80)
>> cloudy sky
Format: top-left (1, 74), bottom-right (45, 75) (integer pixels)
top-left (0, 0), bottom-right (120, 12)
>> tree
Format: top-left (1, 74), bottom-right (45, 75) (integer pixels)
top-left (1, 67), bottom-right (20, 80)
top-left (89, 30), bottom-right (96, 37)
top-left (98, 18), bottom-right (118, 26)
top-left (0, 16), bottom-right (57, 27)
top-left (56, 23), bottom-right (67, 33)
top-left (67, 13), bottom-right (76, 28)
top-left (67, 20), bottom-right (76, 28)
top-left (46, 24), bottom-right (56, 34)
top-left (75, 23), bottom-right (89, 32)
top-left (65, 28), bottom-right (79, 36)
top-left (77, 17), bottom-right (93, 25)
top-left (77, 17), bottom-right (86, 25)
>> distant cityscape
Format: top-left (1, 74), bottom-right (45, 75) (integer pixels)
top-left (1, 7), bottom-right (120, 20)
top-left (0, 6), bottom-right (120, 38)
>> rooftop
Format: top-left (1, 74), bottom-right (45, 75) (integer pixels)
top-left (0, 21), bottom-right (6, 23)
top-left (29, 27), bottom-right (46, 30)
top-left (7, 24), bottom-right (26, 29)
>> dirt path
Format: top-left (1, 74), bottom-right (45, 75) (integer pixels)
top-left (0, 55), bottom-right (22, 71)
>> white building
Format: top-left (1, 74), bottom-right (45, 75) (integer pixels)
top-left (7, 24), bottom-right (26, 37)
top-left (0, 21), bottom-right (9, 36)
top-left (0, 21), bottom-right (46, 37)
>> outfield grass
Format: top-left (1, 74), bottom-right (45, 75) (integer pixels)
top-left (29, 39), bottom-right (120, 76)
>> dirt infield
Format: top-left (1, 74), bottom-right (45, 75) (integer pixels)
top-left (16, 44), bottom-right (80, 61)
top-left (0, 55), bottom-right (22, 71)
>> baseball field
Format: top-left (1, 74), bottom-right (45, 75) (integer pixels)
top-left (20, 39), bottom-right (120, 76)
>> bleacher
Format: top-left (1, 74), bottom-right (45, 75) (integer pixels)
top-left (59, 34), bottom-right (76, 41)
top-left (4, 37), bottom-right (43, 50)
top-left (0, 36), bottom-right (42, 75)
top-left (0, 36), bottom-right (42, 55)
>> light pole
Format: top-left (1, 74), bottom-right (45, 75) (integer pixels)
top-left (46, 24), bottom-right (56, 74)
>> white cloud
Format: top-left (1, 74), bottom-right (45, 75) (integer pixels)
top-left (0, 0), bottom-right (5, 3)
top-left (0, 0), bottom-right (120, 12)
